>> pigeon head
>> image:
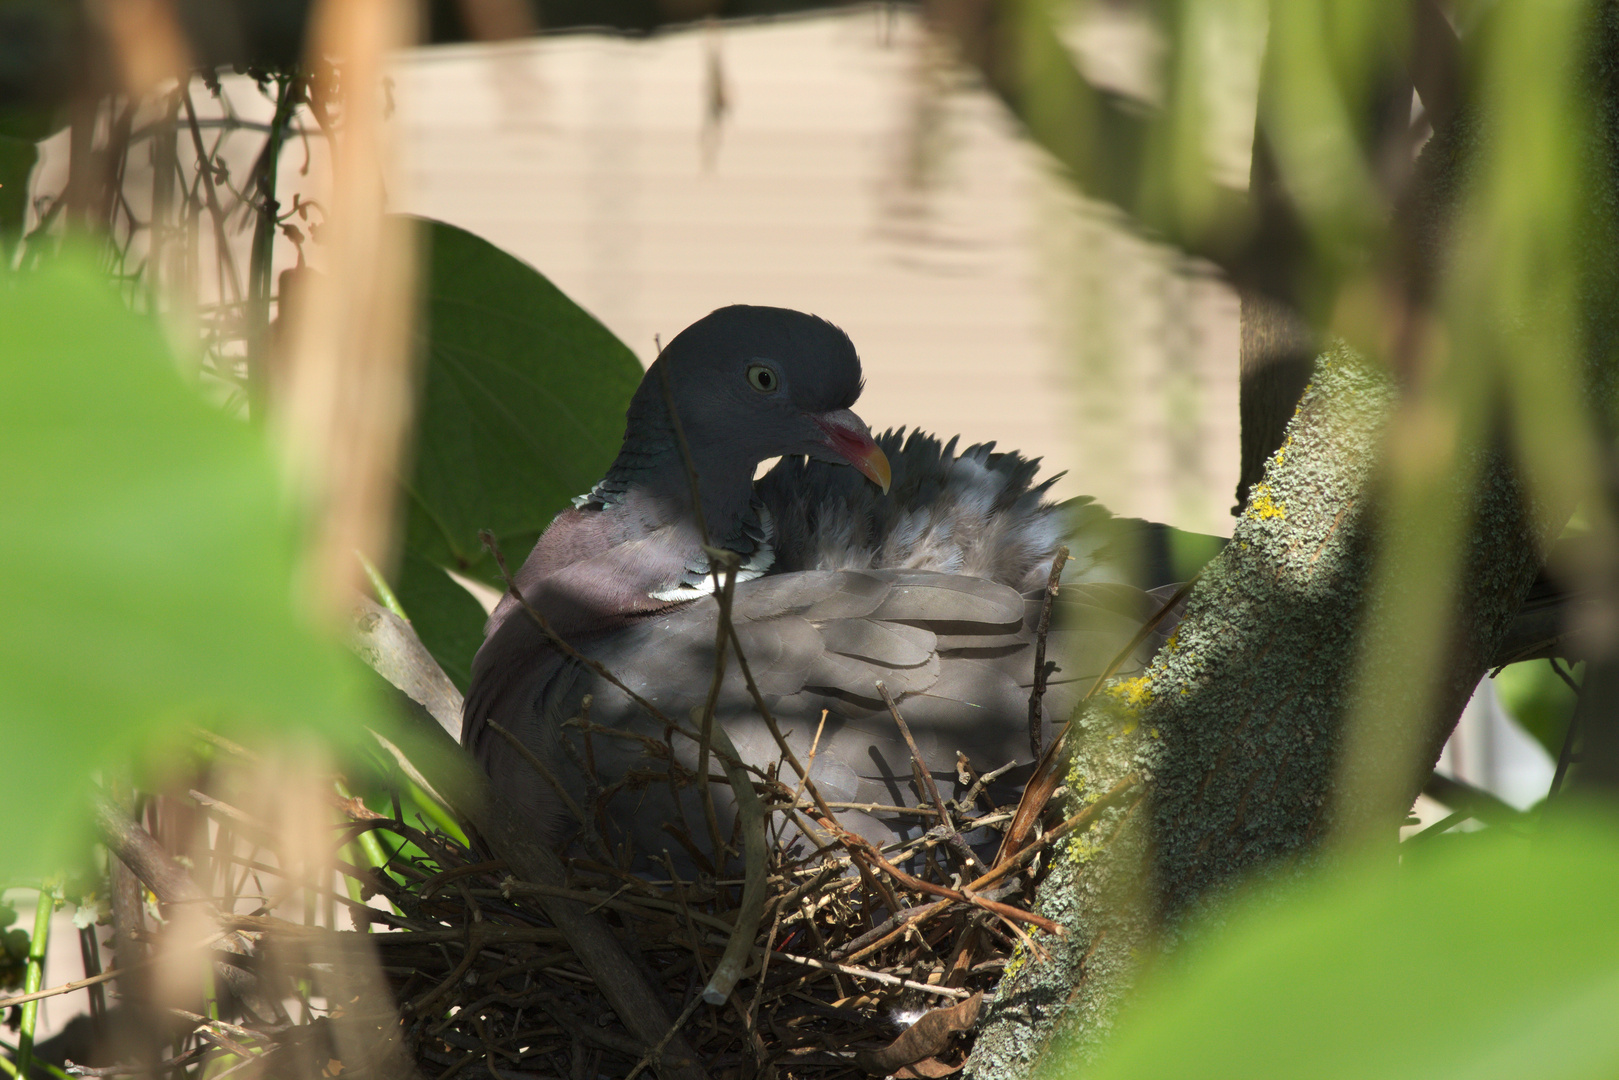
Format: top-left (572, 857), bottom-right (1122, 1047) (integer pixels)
top-left (630, 305), bottom-right (892, 493)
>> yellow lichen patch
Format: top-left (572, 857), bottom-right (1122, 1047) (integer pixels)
top-left (1057, 826), bottom-right (1104, 873)
top-left (1110, 675), bottom-right (1154, 710)
top-left (1247, 483), bottom-right (1286, 521)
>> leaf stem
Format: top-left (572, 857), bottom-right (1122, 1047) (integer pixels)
top-left (0, 1034), bottom-right (73, 1080)
top-left (358, 550), bottom-right (408, 621)
top-left (15, 883), bottom-right (56, 1079)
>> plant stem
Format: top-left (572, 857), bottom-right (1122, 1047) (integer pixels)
top-left (245, 74), bottom-right (299, 421)
top-left (0, 1035), bottom-right (73, 1080)
top-left (335, 781), bottom-right (400, 925)
top-left (358, 551), bottom-right (408, 620)
top-left (15, 884), bottom-right (55, 1079)
top-left (407, 779), bottom-right (468, 845)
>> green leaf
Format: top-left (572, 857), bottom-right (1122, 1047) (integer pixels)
top-left (1072, 812), bottom-right (1619, 1080)
top-left (395, 218), bottom-right (642, 684)
top-left (0, 252), bottom-right (380, 878)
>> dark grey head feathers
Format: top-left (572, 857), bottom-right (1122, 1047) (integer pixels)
top-left (654, 304), bottom-right (864, 414)
top-left (613, 305), bottom-right (865, 476)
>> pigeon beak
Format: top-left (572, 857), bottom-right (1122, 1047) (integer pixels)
top-left (813, 410), bottom-right (892, 494)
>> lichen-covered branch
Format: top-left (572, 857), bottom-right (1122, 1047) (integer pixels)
top-left (965, 346), bottom-right (1390, 1075)
top-left (968, 334), bottom-right (1553, 1075)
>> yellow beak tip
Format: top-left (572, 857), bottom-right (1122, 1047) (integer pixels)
top-left (862, 448), bottom-right (893, 495)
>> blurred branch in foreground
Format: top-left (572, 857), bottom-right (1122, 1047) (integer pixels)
top-left (274, 0), bottom-right (419, 618)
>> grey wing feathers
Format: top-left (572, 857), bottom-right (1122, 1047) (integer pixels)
top-left (491, 568), bottom-right (1165, 867)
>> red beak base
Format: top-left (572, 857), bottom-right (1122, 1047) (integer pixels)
top-left (813, 412), bottom-right (892, 494)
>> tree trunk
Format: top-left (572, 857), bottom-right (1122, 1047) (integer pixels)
top-left (1235, 286), bottom-right (1315, 514)
top-left (966, 334), bottom-right (1550, 1074)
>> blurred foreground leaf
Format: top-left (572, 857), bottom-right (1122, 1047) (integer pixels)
top-left (0, 254), bottom-right (379, 878)
top-left (395, 219), bottom-right (642, 687)
top-left (1074, 813), bottom-right (1619, 1080)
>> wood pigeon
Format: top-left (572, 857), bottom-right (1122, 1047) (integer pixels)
top-left (463, 305), bottom-right (1182, 868)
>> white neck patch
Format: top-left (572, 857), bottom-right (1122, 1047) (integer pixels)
top-left (649, 505), bottom-right (777, 602)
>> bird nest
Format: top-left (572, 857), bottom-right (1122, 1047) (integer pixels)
top-left (329, 748), bottom-right (1060, 1080)
top-left (62, 734), bottom-right (1086, 1080)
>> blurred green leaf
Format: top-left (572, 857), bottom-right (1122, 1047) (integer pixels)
top-left (1494, 660), bottom-right (1580, 759)
top-left (0, 253), bottom-right (380, 878)
top-left (1146, 0), bottom-right (1266, 244)
top-left (1260, 0), bottom-right (1399, 255)
top-left (1069, 812), bottom-right (1619, 1080)
top-left (1452, 0), bottom-right (1608, 535)
top-left (394, 218), bottom-right (643, 686)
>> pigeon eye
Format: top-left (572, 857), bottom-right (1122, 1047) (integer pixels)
top-left (746, 364), bottom-right (779, 393)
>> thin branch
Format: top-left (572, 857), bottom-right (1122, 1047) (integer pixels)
top-left (878, 682), bottom-right (981, 875)
top-left (999, 576), bottom-right (1197, 865)
top-left (486, 720), bottom-right (611, 863)
top-left (1027, 546), bottom-right (1070, 758)
top-left (0, 965), bottom-right (122, 1011)
top-left (179, 85), bottom-right (243, 305)
top-left (828, 822), bottom-right (1062, 936)
top-left (768, 952), bottom-right (971, 999)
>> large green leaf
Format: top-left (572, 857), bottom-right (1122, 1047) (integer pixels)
top-left (395, 219), bottom-right (642, 687)
top-left (0, 253), bottom-right (380, 877)
top-left (1070, 814), bottom-right (1619, 1080)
